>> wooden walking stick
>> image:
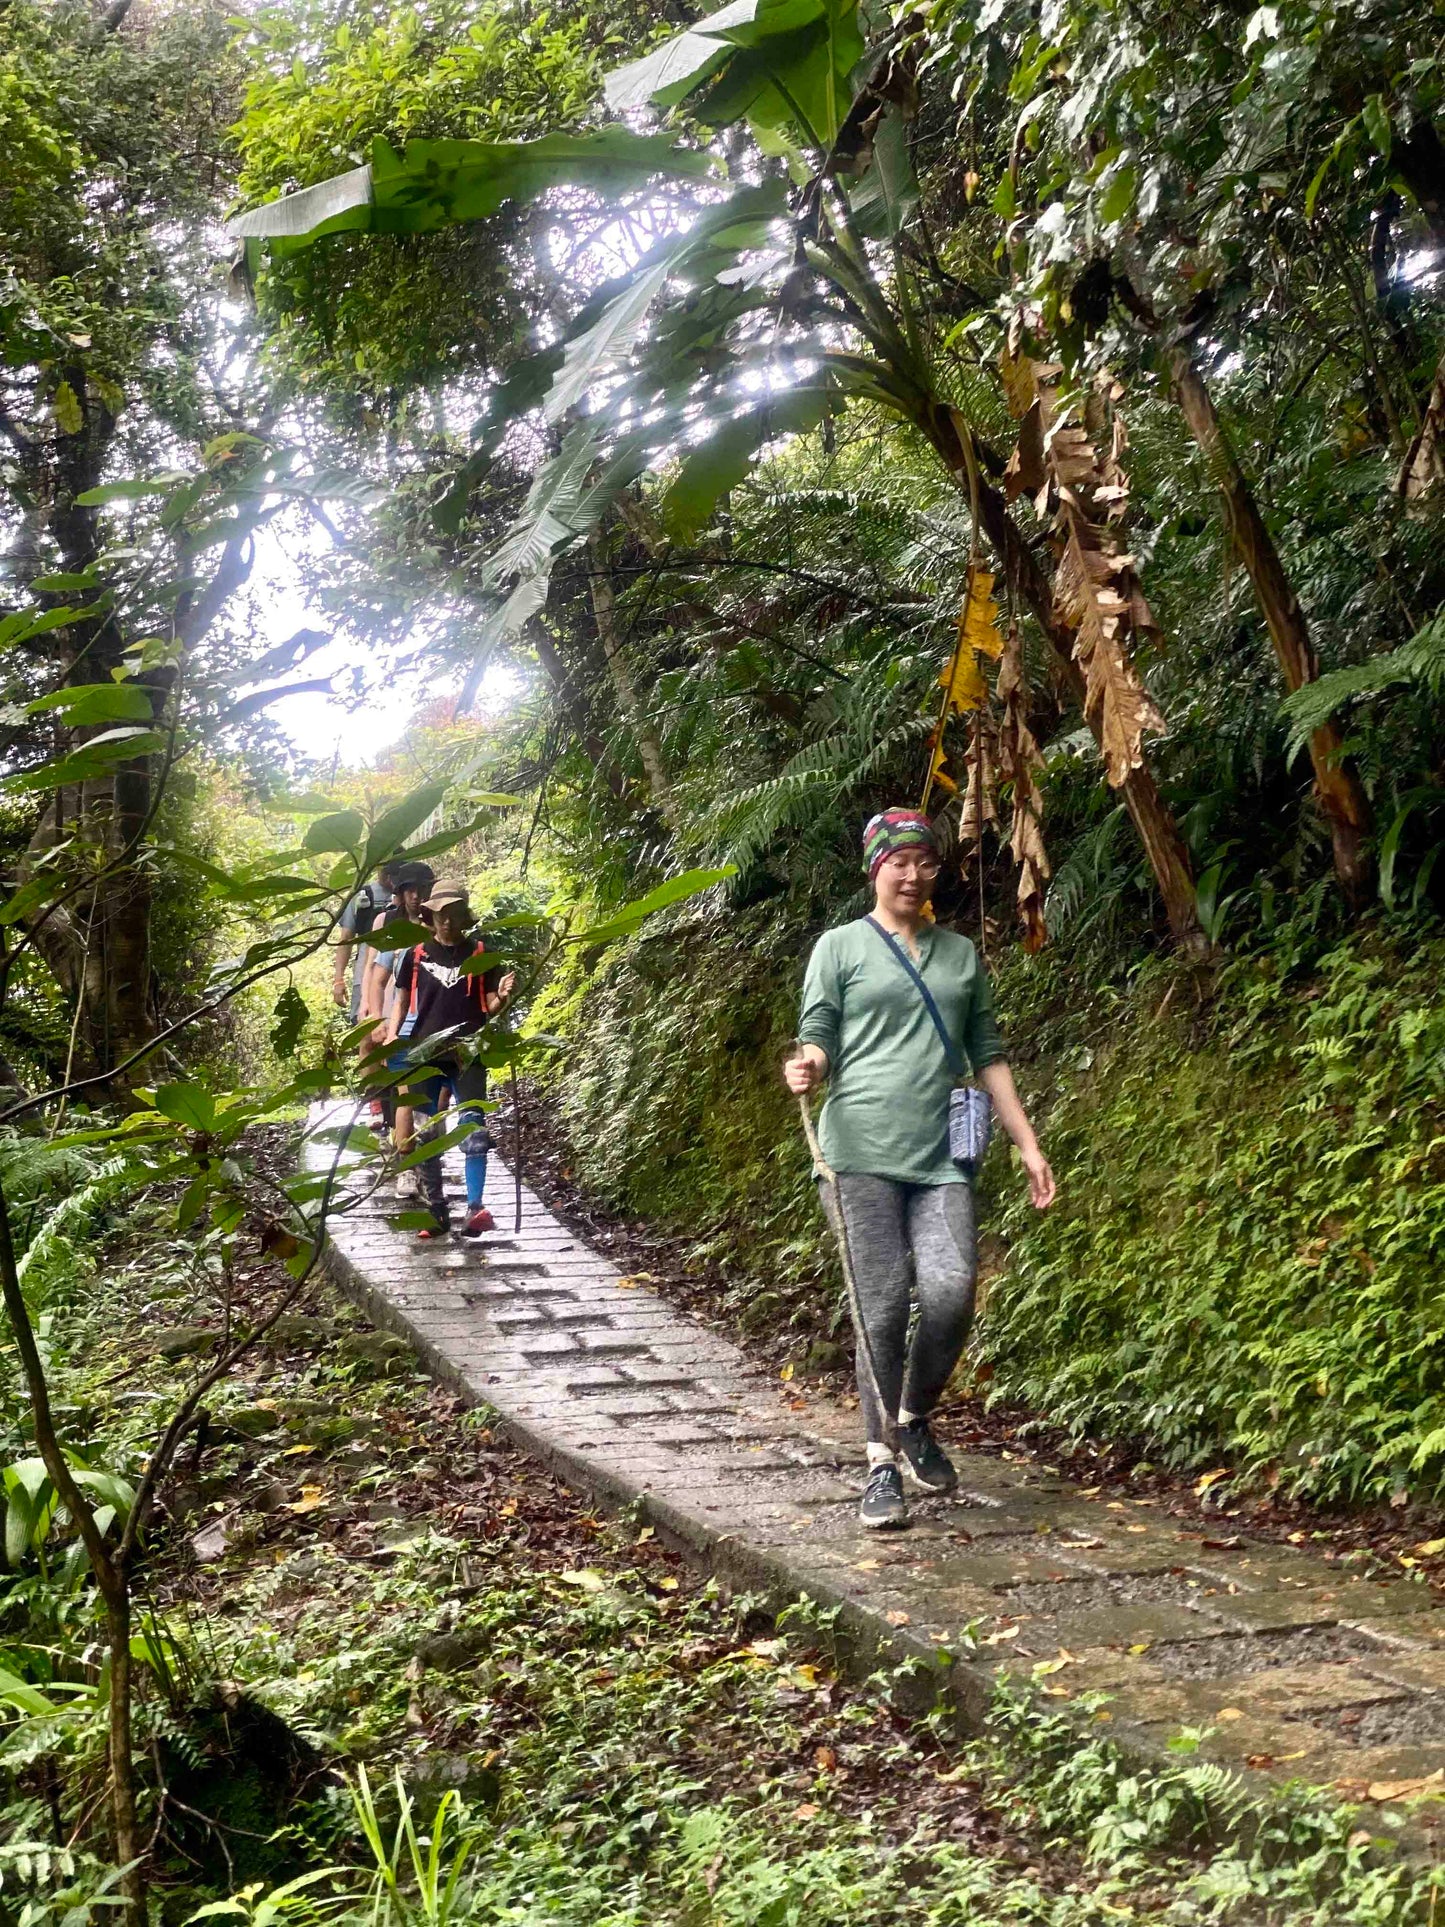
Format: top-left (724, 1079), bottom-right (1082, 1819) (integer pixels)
top-left (789, 1044), bottom-right (899, 1456)
top-left (509, 1061), bottom-right (522, 1235)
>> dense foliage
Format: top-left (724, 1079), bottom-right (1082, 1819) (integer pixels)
top-left (3, 0), bottom-right (1445, 1910)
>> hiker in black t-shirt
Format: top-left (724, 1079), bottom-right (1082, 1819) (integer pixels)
top-left (383, 878), bottom-right (515, 1238)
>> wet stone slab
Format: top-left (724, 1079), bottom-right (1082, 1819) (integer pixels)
top-left (309, 1109), bottom-right (1445, 1831)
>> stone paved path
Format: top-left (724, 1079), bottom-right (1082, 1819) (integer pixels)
top-left (313, 1115), bottom-right (1445, 1839)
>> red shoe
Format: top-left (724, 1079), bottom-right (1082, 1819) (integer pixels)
top-left (417, 1211), bottom-right (450, 1240)
top-left (461, 1207), bottom-right (496, 1238)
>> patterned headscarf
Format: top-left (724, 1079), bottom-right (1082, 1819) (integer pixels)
top-left (862, 808), bottom-right (938, 881)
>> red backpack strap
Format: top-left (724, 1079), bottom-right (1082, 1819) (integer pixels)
top-left (408, 943), bottom-right (425, 1020)
top-left (469, 939), bottom-right (487, 1006)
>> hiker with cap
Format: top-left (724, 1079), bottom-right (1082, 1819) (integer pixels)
top-left (382, 878), bottom-right (515, 1239)
top-left (784, 807), bottom-right (1055, 1530)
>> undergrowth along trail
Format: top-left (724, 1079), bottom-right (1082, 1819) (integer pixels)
top-left (2, 1175), bottom-right (1438, 1924)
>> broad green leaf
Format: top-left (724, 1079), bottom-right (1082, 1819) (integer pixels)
top-left (5, 1488), bottom-right (37, 1567)
top-left (572, 866), bottom-right (737, 945)
top-left (269, 985), bottom-right (309, 1060)
top-left (605, 0), bottom-right (760, 111)
top-left (27, 683), bottom-right (155, 725)
top-left (72, 1469), bottom-right (136, 1519)
top-left (176, 1174), bottom-right (209, 1232)
top-left (4, 730), bottom-right (167, 793)
top-left (458, 950), bottom-right (506, 975)
top-left (74, 474), bottom-right (188, 506)
top-left (359, 919), bottom-right (432, 949)
top-left (230, 130), bottom-right (713, 253)
top-left (435, 354), bottom-right (566, 535)
top-left (0, 605), bottom-right (96, 649)
top-left (1097, 162), bottom-right (1137, 226)
top-left (152, 1081), bottom-right (218, 1132)
top-left (661, 382), bottom-right (836, 540)
top-left (544, 249), bottom-right (681, 424)
top-left (30, 571), bottom-right (99, 593)
top-left (303, 810), bottom-right (365, 853)
top-left (0, 1666), bottom-right (54, 1715)
top-left (362, 782), bottom-right (449, 870)
top-left (1361, 92), bottom-right (1391, 160)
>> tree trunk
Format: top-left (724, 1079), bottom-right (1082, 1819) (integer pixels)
top-left (105, 1586), bottom-right (145, 1922)
top-left (14, 365), bottom-right (158, 1083)
top-left (1169, 347), bottom-right (1374, 903)
top-left (530, 620), bottom-right (630, 802)
top-left (1398, 349), bottom-right (1445, 503)
top-left (585, 527), bottom-right (676, 823)
top-left (950, 427), bottom-right (1204, 952)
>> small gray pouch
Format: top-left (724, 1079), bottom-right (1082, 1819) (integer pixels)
top-left (948, 1083), bottom-right (994, 1174)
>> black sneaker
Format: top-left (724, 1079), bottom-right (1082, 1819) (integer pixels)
top-left (859, 1461), bottom-right (908, 1529)
top-left (898, 1418), bottom-right (958, 1493)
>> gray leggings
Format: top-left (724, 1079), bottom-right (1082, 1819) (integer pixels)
top-left (822, 1175), bottom-right (977, 1445)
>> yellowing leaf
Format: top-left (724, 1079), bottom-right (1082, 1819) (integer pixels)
top-left (282, 1444), bottom-right (316, 1457)
top-left (1128, 1642), bottom-right (1151, 1656)
top-left (981, 1624), bottom-right (1020, 1645)
top-left (1414, 1538), bottom-right (1445, 1556)
top-left (793, 1802), bottom-right (820, 1820)
top-left (1032, 1657), bottom-right (1069, 1676)
top-left (937, 566), bottom-right (1002, 720)
top-left (1216, 1707), bottom-right (1244, 1722)
top-left (284, 1484), bottom-right (327, 1514)
top-left (1194, 1468), bottom-right (1231, 1495)
top-left (557, 1568), bottom-right (607, 1592)
top-left (779, 1363), bottom-right (795, 1382)
top-left (885, 1609), bottom-right (910, 1627)
top-left (53, 382), bottom-right (83, 436)
top-left (655, 1575), bottom-right (680, 1591)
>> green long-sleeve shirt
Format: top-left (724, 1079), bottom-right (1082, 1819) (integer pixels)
top-left (797, 917), bottom-right (1008, 1186)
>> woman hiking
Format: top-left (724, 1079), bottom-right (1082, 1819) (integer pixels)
top-left (784, 808), bottom-right (1056, 1530)
top-left (383, 878), bottom-right (515, 1239)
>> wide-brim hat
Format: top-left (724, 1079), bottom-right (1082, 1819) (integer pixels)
top-left (423, 878), bottom-right (469, 912)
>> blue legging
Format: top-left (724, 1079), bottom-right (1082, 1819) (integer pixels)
top-left (408, 1059), bottom-right (489, 1214)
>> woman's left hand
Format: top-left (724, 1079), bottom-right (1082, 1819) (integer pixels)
top-left (1020, 1145), bottom-right (1056, 1210)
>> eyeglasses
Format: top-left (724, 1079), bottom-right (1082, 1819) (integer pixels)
top-left (882, 852), bottom-right (940, 879)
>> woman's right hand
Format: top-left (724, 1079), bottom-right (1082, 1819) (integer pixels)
top-left (783, 1047), bottom-right (826, 1096)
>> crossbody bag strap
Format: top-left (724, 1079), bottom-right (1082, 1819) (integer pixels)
top-left (863, 916), bottom-right (966, 1082)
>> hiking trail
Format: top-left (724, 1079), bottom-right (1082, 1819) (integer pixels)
top-left (309, 1109), bottom-right (1445, 1847)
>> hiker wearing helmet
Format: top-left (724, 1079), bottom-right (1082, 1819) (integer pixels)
top-left (785, 808), bottom-right (1055, 1530)
top-left (384, 879), bottom-right (516, 1239)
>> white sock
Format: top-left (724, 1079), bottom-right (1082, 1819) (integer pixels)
top-left (866, 1441), bottom-right (897, 1467)
top-left (898, 1408), bottom-right (919, 1427)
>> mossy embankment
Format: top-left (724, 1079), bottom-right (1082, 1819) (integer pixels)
top-left (543, 908), bottom-right (1445, 1507)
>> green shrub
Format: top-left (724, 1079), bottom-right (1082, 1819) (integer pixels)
top-left (984, 920), bottom-right (1445, 1503)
